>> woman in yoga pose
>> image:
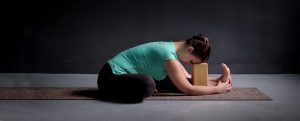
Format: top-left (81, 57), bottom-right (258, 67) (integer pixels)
top-left (97, 33), bottom-right (232, 101)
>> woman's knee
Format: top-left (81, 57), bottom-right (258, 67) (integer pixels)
top-left (100, 74), bottom-right (156, 99)
top-left (120, 74), bottom-right (156, 98)
top-left (137, 75), bottom-right (156, 98)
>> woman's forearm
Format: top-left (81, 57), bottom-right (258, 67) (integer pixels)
top-left (189, 85), bottom-right (220, 95)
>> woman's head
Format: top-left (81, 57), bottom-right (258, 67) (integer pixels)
top-left (179, 33), bottom-right (211, 64)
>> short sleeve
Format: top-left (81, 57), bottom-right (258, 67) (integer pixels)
top-left (164, 52), bottom-right (178, 61)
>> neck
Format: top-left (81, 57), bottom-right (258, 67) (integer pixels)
top-left (174, 41), bottom-right (186, 54)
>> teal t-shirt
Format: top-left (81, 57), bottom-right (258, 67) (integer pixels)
top-left (108, 41), bottom-right (178, 81)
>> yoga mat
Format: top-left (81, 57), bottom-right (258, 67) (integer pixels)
top-left (0, 87), bottom-right (272, 101)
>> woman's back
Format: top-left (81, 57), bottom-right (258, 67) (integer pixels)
top-left (108, 41), bottom-right (178, 80)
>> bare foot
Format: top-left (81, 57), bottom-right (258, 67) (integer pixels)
top-left (218, 63), bottom-right (231, 83)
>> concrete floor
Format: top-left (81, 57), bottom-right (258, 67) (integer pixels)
top-left (0, 73), bottom-right (300, 121)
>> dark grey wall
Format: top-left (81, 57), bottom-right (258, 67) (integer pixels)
top-left (1, 0), bottom-right (299, 74)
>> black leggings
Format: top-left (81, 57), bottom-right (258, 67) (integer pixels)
top-left (97, 63), bottom-right (190, 101)
top-left (97, 63), bottom-right (156, 100)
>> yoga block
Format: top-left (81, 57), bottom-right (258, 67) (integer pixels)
top-left (192, 63), bottom-right (208, 86)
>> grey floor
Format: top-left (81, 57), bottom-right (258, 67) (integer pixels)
top-left (0, 73), bottom-right (300, 121)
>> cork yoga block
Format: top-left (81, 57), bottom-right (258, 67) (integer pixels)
top-left (192, 63), bottom-right (208, 86)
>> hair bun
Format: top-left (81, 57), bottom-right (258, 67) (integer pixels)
top-left (192, 34), bottom-right (204, 40)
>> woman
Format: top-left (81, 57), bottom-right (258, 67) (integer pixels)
top-left (97, 33), bottom-right (232, 101)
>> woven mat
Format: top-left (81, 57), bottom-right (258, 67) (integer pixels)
top-left (0, 87), bottom-right (272, 101)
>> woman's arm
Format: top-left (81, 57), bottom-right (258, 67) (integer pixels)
top-left (178, 61), bottom-right (192, 78)
top-left (164, 60), bottom-right (230, 95)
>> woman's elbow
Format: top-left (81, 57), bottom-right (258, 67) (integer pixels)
top-left (181, 86), bottom-right (197, 95)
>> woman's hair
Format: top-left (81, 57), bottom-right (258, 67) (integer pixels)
top-left (185, 33), bottom-right (211, 62)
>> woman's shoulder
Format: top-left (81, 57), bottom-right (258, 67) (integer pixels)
top-left (151, 41), bottom-right (174, 48)
top-left (133, 41), bottom-right (173, 51)
top-left (142, 41), bottom-right (173, 46)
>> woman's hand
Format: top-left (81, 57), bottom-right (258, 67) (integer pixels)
top-left (216, 80), bottom-right (232, 93)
